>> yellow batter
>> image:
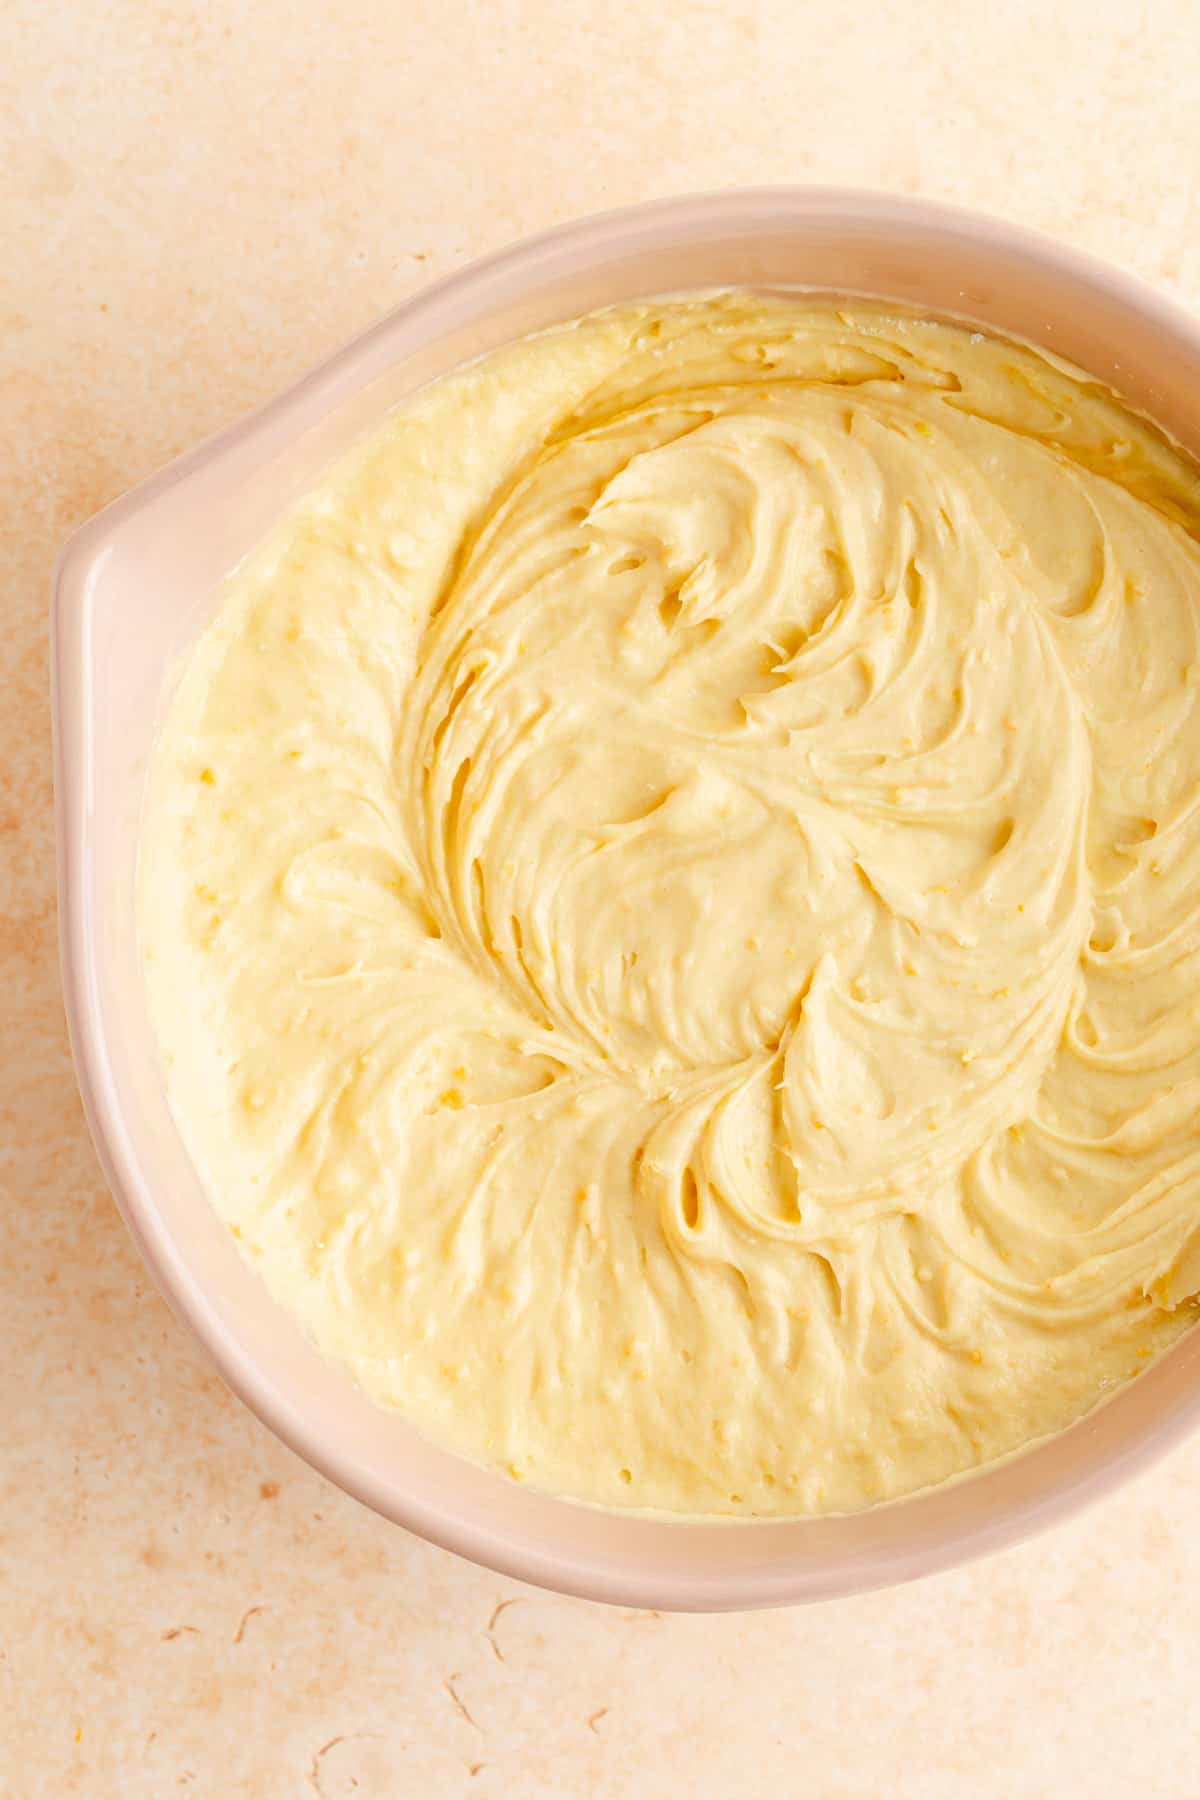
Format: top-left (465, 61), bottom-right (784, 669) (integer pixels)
top-left (140, 292), bottom-right (1200, 1517)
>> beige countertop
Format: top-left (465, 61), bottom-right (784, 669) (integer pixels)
top-left (6, 2), bottom-right (1200, 1793)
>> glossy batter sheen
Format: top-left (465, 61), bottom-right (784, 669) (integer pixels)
top-left (140, 293), bottom-right (1200, 1517)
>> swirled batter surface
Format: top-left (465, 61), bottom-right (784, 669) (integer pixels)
top-left (140, 293), bottom-right (1200, 1515)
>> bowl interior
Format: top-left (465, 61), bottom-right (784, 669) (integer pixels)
top-left (54, 189), bottom-right (1200, 1608)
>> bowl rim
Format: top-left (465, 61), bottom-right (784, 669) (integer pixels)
top-left (53, 185), bottom-right (1200, 1611)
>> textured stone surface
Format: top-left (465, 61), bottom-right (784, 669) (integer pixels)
top-left (5, 1), bottom-right (1200, 1792)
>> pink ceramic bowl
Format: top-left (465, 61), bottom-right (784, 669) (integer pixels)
top-left (53, 188), bottom-right (1200, 1610)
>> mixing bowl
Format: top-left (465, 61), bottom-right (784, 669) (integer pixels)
top-left (53, 188), bottom-right (1200, 1610)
